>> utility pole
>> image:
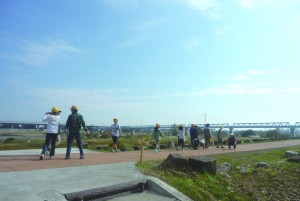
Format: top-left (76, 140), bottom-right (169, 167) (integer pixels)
top-left (204, 113), bottom-right (206, 124)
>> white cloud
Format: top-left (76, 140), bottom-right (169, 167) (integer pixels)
top-left (181, 0), bottom-right (219, 11)
top-left (246, 69), bottom-right (265, 75)
top-left (214, 25), bottom-right (234, 35)
top-left (228, 69), bottom-right (276, 81)
top-left (13, 39), bottom-right (79, 66)
top-left (184, 37), bottom-right (202, 49)
top-left (176, 0), bottom-right (222, 20)
top-left (132, 18), bottom-right (168, 33)
top-left (171, 84), bottom-right (300, 96)
top-left (23, 87), bottom-right (148, 110)
top-left (246, 69), bottom-right (277, 75)
top-left (117, 18), bottom-right (167, 48)
top-left (229, 75), bottom-right (247, 81)
top-left (98, 0), bottom-right (140, 10)
top-left (117, 37), bottom-right (148, 48)
top-left (239, 0), bottom-right (255, 8)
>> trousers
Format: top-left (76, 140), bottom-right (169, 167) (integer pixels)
top-left (66, 131), bottom-right (83, 157)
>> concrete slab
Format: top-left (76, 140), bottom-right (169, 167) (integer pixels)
top-left (0, 140), bottom-right (299, 201)
top-left (0, 162), bottom-right (143, 201)
top-left (0, 162), bottom-right (191, 201)
top-left (108, 190), bottom-right (177, 201)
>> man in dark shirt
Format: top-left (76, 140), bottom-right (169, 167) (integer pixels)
top-left (216, 126), bottom-right (224, 148)
top-left (203, 123), bottom-right (211, 149)
top-left (65, 105), bottom-right (90, 159)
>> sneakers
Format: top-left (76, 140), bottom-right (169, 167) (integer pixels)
top-left (155, 149), bottom-right (159, 153)
top-left (111, 149), bottom-right (119, 153)
top-left (50, 156), bottom-right (54, 160)
top-left (80, 155), bottom-right (84, 159)
top-left (65, 156), bottom-right (71, 160)
top-left (39, 154), bottom-right (44, 160)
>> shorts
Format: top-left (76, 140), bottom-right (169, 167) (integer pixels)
top-left (112, 136), bottom-right (119, 144)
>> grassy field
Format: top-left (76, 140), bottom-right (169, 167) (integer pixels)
top-left (0, 129), bottom-right (298, 151)
top-left (137, 146), bottom-right (300, 201)
top-left (0, 131), bottom-right (177, 150)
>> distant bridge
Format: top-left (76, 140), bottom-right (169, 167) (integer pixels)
top-left (0, 121), bottom-right (299, 136)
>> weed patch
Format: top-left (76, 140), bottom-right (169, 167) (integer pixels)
top-left (138, 146), bottom-right (300, 201)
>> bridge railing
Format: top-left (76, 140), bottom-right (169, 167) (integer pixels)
top-left (1, 121), bottom-right (300, 130)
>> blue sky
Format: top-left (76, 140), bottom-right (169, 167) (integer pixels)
top-left (1, 0), bottom-right (300, 126)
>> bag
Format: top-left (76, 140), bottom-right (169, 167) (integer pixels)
top-left (192, 138), bottom-right (199, 149)
top-left (71, 114), bottom-right (82, 129)
top-left (56, 134), bottom-right (61, 146)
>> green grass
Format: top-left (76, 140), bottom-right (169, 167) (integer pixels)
top-left (0, 133), bottom-right (179, 150)
top-left (0, 130), bottom-right (298, 152)
top-left (137, 146), bottom-right (300, 201)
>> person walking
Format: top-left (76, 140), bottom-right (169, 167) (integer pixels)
top-left (46, 110), bottom-right (62, 156)
top-left (177, 124), bottom-right (185, 151)
top-left (111, 118), bottom-right (122, 152)
top-left (152, 123), bottom-right (164, 152)
top-left (203, 123), bottom-right (211, 149)
top-left (65, 105), bottom-right (90, 160)
top-left (39, 107), bottom-right (61, 160)
top-left (216, 126), bottom-right (224, 148)
top-left (189, 124), bottom-right (196, 148)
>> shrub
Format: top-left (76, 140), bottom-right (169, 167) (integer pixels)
top-left (4, 137), bottom-right (16, 143)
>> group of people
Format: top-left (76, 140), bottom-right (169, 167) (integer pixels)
top-left (40, 107), bottom-right (237, 160)
top-left (40, 105), bottom-right (122, 160)
top-left (196, 124), bottom-right (237, 150)
top-left (151, 123), bottom-right (237, 152)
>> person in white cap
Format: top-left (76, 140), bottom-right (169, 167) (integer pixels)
top-left (227, 133), bottom-right (237, 150)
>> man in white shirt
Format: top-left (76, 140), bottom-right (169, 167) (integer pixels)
top-left (40, 107), bottom-right (61, 160)
top-left (111, 118), bottom-right (122, 152)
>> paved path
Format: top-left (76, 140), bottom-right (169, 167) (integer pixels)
top-left (1, 140), bottom-right (299, 172)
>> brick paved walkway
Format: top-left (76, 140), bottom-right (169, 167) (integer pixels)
top-left (0, 140), bottom-right (299, 172)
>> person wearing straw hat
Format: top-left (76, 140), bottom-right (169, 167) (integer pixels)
top-left (216, 125), bottom-right (225, 148)
top-left (65, 105), bottom-right (90, 160)
top-left (152, 123), bottom-right (164, 152)
top-left (39, 107), bottom-right (61, 160)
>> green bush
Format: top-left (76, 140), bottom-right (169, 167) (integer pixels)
top-left (4, 137), bottom-right (16, 143)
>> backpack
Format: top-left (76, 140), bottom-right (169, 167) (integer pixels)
top-left (70, 113), bottom-right (82, 129)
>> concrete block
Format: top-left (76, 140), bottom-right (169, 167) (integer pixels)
top-left (96, 145), bottom-right (108, 150)
top-left (255, 162), bottom-right (268, 168)
top-left (162, 154), bottom-right (188, 170)
top-left (285, 150), bottom-right (299, 158)
top-left (189, 156), bottom-right (216, 174)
